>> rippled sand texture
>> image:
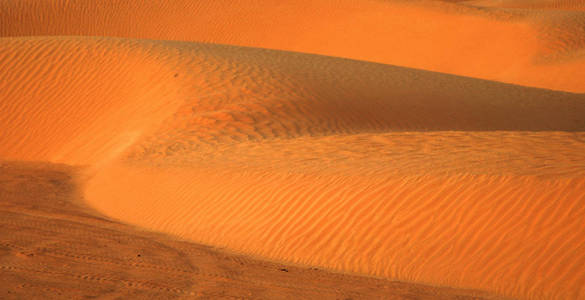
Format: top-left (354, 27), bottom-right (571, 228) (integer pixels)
top-left (2, 0), bottom-right (585, 92)
top-left (468, 0), bottom-right (585, 10)
top-left (2, 1), bottom-right (585, 299)
top-left (3, 162), bottom-right (501, 299)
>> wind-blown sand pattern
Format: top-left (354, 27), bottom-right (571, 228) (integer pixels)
top-left (2, 0), bottom-right (585, 92)
top-left (3, 161), bottom-right (503, 299)
top-left (2, 1), bottom-right (585, 299)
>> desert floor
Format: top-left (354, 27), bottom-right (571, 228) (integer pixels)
top-left (1, 1), bottom-right (585, 299)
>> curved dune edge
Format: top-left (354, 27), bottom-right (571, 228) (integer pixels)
top-left (0, 37), bottom-right (189, 165)
top-left (3, 161), bottom-right (508, 299)
top-left (84, 41), bottom-right (585, 297)
top-left (2, 1), bottom-right (585, 299)
top-left (467, 0), bottom-right (585, 10)
top-left (2, 35), bottom-right (585, 299)
top-left (2, 0), bottom-right (585, 92)
top-left (86, 165), bottom-right (585, 300)
top-left (4, 36), bottom-right (584, 163)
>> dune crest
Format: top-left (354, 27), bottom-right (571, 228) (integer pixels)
top-left (2, 0), bottom-right (585, 92)
top-left (4, 161), bottom-right (505, 299)
top-left (0, 37), bottom-right (187, 165)
top-left (2, 35), bottom-right (585, 299)
top-left (86, 165), bottom-right (585, 299)
top-left (20, 37), bottom-right (576, 299)
top-left (2, 1), bottom-right (585, 299)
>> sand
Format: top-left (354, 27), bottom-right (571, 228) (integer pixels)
top-left (467, 0), bottom-right (585, 10)
top-left (2, 0), bottom-right (585, 92)
top-left (2, 161), bottom-right (501, 299)
top-left (1, 1), bottom-right (585, 299)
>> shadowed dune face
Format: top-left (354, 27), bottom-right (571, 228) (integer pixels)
top-left (2, 1), bottom-right (585, 299)
top-left (2, 0), bottom-right (585, 92)
top-left (2, 37), bottom-right (583, 299)
top-left (2, 161), bottom-right (503, 299)
top-left (467, 0), bottom-right (585, 10)
top-left (2, 37), bottom-right (585, 164)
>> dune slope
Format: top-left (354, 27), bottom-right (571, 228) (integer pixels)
top-left (2, 0), bottom-right (585, 92)
top-left (2, 36), bottom-right (583, 299)
top-left (79, 39), bottom-right (585, 300)
top-left (3, 161), bottom-right (504, 299)
top-left (467, 0), bottom-right (585, 10)
top-left (0, 37), bottom-right (187, 165)
top-left (2, 1), bottom-right (585, 299)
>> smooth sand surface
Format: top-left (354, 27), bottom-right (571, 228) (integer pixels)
top-left (1, 1), bottom-right (585, 299)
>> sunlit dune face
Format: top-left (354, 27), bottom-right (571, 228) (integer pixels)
top-left (0, 38), bottom-right (188, 165)
top-left (2, 1), bottom-right (585, 299)
top-left (2, 0), bottom-right (585, 92)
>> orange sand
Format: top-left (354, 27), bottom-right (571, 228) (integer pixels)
top-left (468, 0), bottom-right (585, 10)
top-left (2, 0), bottom-right (585, 92)
top-left (4, 161), bottom-right (499, 299)
top-left (0, 38), bottom-right (186, 165)
top-left (2, 1), bottom-right (585, 299)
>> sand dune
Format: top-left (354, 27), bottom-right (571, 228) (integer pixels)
top-left (2, 36), bottom-right (584, 298)
top-left (2, 1), bottom-right (585, 299)
top-left (2, 0), bottom-right (585, 92)
top-left (3, 161), bottom-right (501, 299)
top-left (0, 37), bottom-right (188, 165)
top-left (79, 40), bottom-right (584, 299)
top-left (87, 166), bottom-right (585, 299)
top-left (3, 36), bottom-right (584, 160)
top-left (467, 0), bottom-right (585, 10)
